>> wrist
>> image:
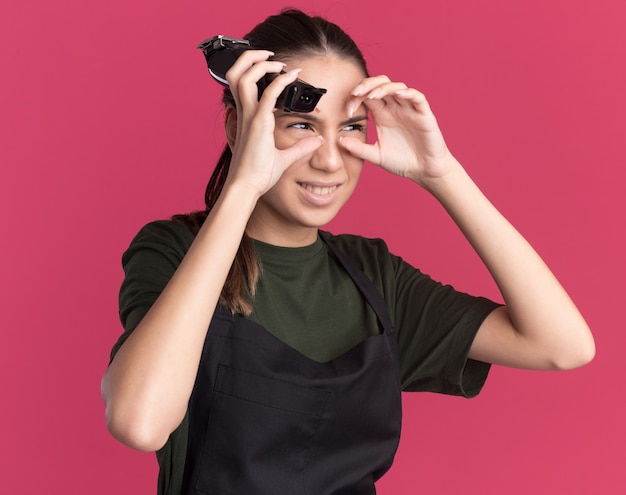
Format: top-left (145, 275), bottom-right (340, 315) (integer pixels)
top-left (410, 153), bottom-right (465, 195)
top-left (222, 174), bottom-right (266, 204)
top-left (213, 179), bottom-right (261, 219)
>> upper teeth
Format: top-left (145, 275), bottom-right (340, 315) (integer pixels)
top-left (302, 184), bottom-right (337, 195)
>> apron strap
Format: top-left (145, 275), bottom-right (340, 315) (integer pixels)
top-left (319, 231), bottom-right (394, 332)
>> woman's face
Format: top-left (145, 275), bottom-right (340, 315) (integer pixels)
top-left (247, 54), bottom-right (368, 246)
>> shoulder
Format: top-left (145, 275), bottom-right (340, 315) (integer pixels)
top-left (117, 220), bottom-right (195, 338)
top-left (129, 219), bottom-right (195, 247)
top-left (321, 231), bottom-right (395, 264)
top-left (123, 220), bottom-right (196, 265)
top-left (320, 231), bottom-right (404, 301)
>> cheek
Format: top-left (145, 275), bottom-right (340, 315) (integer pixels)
top-left (346, 155), bottom-right (364, 176)
top-left (342, 159), bottom-right (364, 194)
top-left (273, 127), bottom-right (303, 150)
top-left (273, 131), bottom-right (290, 150)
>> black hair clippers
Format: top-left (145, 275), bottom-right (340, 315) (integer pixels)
top-left (197, 35), bottom-right (327, 113)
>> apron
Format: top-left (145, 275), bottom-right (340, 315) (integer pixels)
top-left (181, 233), bottom-right (402, 494)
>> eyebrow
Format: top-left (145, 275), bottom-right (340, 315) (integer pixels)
top-left (275, 112), bottom-right (368, 127)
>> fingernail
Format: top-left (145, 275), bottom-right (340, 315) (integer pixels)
top-left (352, 84), bottom-right (365, 96)
top-left (286, 68), bottom-right (302, 77)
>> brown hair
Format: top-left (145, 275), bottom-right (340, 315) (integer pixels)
top-left (173, 9), bottom-right (368, 315)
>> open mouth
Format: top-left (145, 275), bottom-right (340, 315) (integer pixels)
top-left (298, 183), bottom-right (338, 196)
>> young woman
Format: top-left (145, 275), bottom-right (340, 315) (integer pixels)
top-left (102, 9), bottom-right (595, 495)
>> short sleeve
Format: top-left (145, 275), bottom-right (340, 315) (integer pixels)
top-left (392, 257), bottom-right (501, 397)
top-left (111, 220), bottom-right (194, 361)
top-left (323, 233), bottom-right (500, 398)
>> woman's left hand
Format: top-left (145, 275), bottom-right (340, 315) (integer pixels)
top-left (340, 76), bottom-right (454, 185)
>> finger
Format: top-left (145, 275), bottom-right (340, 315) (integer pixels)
top-left (279, 135), bottom-right (325, 166)
top-left (347, 79), bottom-right (408, 117)
top-left (360, 82), bottom-right (410, 116)
top-left (356, 95), bottom-right (397, 120)
top-left (339, 136), bottom-right (381, 165)
top-left (365, 82), bottom-right (409, 100)
top-left (230, 60), bottom-right (287, 111)
top-left (224, 49), bottom-right (275, 87)
top-left (346, 75), bottom-right (391, 117)
top-left (393, 88), bottom-right (432, 113)
top-left (350, 75), bottom-right (392, 96)
top-left (256, 68), bottom-right (303, 113)
top-left (224, 50), bottom-right (276, 106)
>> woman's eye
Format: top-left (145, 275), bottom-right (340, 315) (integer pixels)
top-left (342, 123), bottom-right (366, 133)
top-left (288, 122), bottom-right (313, 131)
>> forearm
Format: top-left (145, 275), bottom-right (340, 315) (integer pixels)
top-left (102, 181), bottom-right (259, 451)
top-left (422, 155), bottom-right (595, 370)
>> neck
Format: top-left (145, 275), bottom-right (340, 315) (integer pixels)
top-left (246, 220), bottom-right (319, 247)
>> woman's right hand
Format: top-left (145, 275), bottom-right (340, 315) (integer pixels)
top-left (223, 50), bottom-right (324, 197)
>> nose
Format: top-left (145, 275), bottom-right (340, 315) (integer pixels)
top-left (309, 136), bottom-right (344, 173)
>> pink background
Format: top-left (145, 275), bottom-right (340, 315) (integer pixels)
top-left (2, 0), bottom-right (624, 493)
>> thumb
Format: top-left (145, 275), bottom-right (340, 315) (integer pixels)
top-left (280, 135), bottom-right (325, 165)
top-left (340, 136), bottom-right (380, 165)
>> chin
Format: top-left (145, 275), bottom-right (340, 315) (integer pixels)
top-left (298, 205), bottom-right (344, 228)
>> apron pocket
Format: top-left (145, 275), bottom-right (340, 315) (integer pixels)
top-left (195, 364), bottom-right (331, 494)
